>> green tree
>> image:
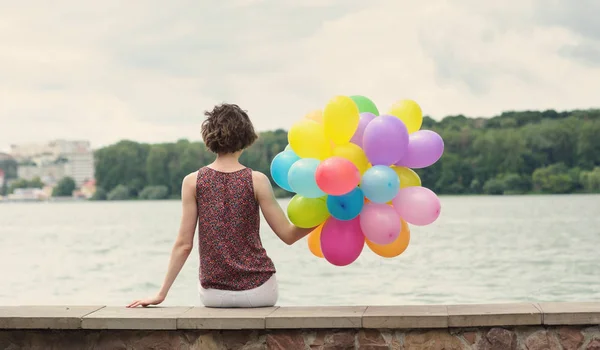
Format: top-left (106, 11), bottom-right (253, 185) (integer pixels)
top-left (579, 167), bottom-right (600, 193)
top-left (53, 177), bottom-right (76, 197)
top-left (91, 187), bottom-right (108, 200)
top-left (532, 163), bottom-right (577, 194)
top-left (139, 185), bottom-right (170, 200)
top-left (107, 185), bottom-right (131, 200)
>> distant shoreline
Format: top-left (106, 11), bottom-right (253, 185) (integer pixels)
top-left (1, 192), bottom-right (597, 204)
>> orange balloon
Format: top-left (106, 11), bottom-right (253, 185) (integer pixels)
top-left (307, 224), bottom-right (324, 258)
top-left (305, 110), bottom-right (323, 123)
top-left (365, 219), bottom-right (410, 258)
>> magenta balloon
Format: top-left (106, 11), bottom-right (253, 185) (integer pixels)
top-left (395, 130), bottom-right (444, 169)
top-left (392, 187), bottom-right (441, 226)
top-left (359, 203), bottom-right (401, 245)
top-left (363, 115), bottom-right (409, 166)
top-left (350, 112), bottom-right (376, 147)
top-left (320, 217), bottom-right (365, 266)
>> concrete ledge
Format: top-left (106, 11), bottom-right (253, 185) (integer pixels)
top-left (447, 303), bottom-right (542, 327)
top-left (81, 306), bottom-right (192, 330)
top-left (266, 306), bottom-right (365, 329)
top-left (0, 306), bottom-right (104, 329)
top-left (363, 305), bottom-right (448, 329)
top-left (538, 302), bottom-right (600, 325)
top-left (178, 306), bottom-right (278, 330)
top-left (0, 303), bottom-right (599, 331)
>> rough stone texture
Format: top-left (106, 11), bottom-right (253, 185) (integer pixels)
top-left (266, 330), bottom-right (305, 349)
top-left (461, 331), bottom-right (477, 345)
top-left (475, 327), bottom-right (517, 350)
top-left (588, 338), bottom-right (600, 350)
top-left (524, 330), bottom-right (561, 350)
top-left (357, 329), bottom-right (388, 349)
top-left (2, 326), bottom-right (600, 349)
top-left (404, 330), bottom-right (467, 350)
top-left (557, 327), bottom-right (584, 350)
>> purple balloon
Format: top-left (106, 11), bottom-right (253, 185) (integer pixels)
top-left (363, 115), bottom-right (409, 166)
top-left (395, 130), bottom-right (444, 169)
top-left (320, 216), bottom-right (365, 266)
top-left (350, 112), bottom-right (376, 147)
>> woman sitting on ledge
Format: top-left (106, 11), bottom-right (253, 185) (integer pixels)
top-left (127, 103), bottom-right (314, 308)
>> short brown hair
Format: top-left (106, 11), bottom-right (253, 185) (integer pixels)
top-left (201, 103), bottom-right (258, 154)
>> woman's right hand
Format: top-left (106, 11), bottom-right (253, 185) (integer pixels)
top-left (126, 294), bottom-right (165, 308)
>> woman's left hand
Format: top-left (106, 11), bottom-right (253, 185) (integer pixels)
top-left (126, 295), bottom-right (165, 308)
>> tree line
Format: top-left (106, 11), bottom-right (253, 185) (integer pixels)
top-left (90, 108), bottom-right (600, 200)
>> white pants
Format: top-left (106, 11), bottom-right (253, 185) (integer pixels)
top-left (198, 274), bottom-right (278, 308)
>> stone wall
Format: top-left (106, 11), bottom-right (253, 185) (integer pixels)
top-left (1, 327), bottom-right (600, 349)
top-left (1, 303), bottom-right (599, 349)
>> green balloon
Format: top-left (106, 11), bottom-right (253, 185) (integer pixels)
top-left (287, 195), bottom-right (329, 228)
top-left (350, 95), bottom-right (379, 115)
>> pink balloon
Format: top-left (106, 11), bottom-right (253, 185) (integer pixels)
top-left (359, 203), bottom-right (401, 245)
top-left (320, 217), bottom-right (365, 266)
top-left (315, 157), bottom-right (360, 195)
top-left (392, 187), bottom-right (441, 226)
top-left (395, 130), bottom-right (444, 169)
top-left (350, 112), bottom-right (376, 147)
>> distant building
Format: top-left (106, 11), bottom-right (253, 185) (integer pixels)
top-left (11, 140), bottom-right (95, 186)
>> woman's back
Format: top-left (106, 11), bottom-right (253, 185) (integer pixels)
top-left (196, 166), bottom-right (276, 291)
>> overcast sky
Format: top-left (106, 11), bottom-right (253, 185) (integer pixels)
top-left (1, 0), bottom-right (599, 151)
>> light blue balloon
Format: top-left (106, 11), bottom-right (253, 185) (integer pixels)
top-left (327, 187), bottom-right (364, 221)
top-left (360, 165), bottom-right (399, 203)
top-left (284, 144), bottom-right (292, 151)
top-left (288, 158), bottom-right (324, 198)
top-left (270, 150), bottom-right (300, 192)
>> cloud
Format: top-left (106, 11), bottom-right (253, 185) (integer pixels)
top-left (1, 0), bottom-right (599, 151)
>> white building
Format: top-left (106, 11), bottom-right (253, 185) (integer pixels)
top-left (11, 140), bottom-right (95, 186)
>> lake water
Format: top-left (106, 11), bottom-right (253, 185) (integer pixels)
top-left (0, 195), bottom-right (599, 307)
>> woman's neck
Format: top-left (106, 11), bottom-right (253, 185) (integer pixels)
top-left (209, 152), bottom-right (245, 172)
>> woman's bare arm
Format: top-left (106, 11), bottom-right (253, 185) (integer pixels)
top-left (253, 171), bottom-right (314, 245)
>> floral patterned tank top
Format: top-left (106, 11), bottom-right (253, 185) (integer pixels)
top-left (196, 167), bottom-right (276, 291)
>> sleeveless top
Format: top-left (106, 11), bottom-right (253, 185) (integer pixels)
top-left (196, 167), bottom-right (276, 291)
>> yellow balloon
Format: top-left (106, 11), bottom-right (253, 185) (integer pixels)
top-left (323, 96), bottom-right (360, 145)
top-left (288, 119), bottom-right (332, 160)
top-left (391, 166), bottom-right (421, 188)
top-left (366, 219), bottom-right (410, 258)
top-left (287, 195), bottom-right (329, 228)
top-left (305, 110), bottom-right (323, 123)
top-left (332, 143), bottom-right (369, 175)
top-left (307, 224), bottom-right (324, 258)
top-left (389, 99), bottom-right (423, 134)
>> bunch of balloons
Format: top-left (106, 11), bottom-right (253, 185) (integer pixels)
top-left (270, 95), bottom-right (444, 266)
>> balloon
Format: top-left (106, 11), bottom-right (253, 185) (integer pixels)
top-left (315, 157), bottom-right (360, 195)
top-left (361, 165), bottom-right (400, 203)
top-left (327, 187), bottom-right (364, 221)
top-left (288, 158), bottom-right (325, 198)
top-left (350, 95), bottom-right (379, 115)
top-left (323, 96), bottom-right (360, 145)
top-left (332, 142), bottom-right (369, 175)
top-left (392, 187), bottom-right (441, 226)
top-left (307, 224), bottom-right (324, 258)
top-left (287, 195), bottom-right (329, 228)
top-left (391, 166), bottom-right (422, 188)
top-left (305, 109), bottom-right (323, 123)
top-left (350, 112), bottom-right (376, 148)
top-left (288, 119), bottom-right (332, 160)
top-left (395, 130), bottom-right (444, 169)
top-left (270, 150), bottom-right (300, 192)
top-left (363, 115), bottom-right (409, 166)
top-left (284, 144), bottom-right (292, 151)
top-left (320, 217), bottom-right (365, 266)
top-left (366, 219), bottom-right (410, 258)
top-left (359, 203), bottom-right (401, 245)
top-left (388, 99), bottom-right (423, 134)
